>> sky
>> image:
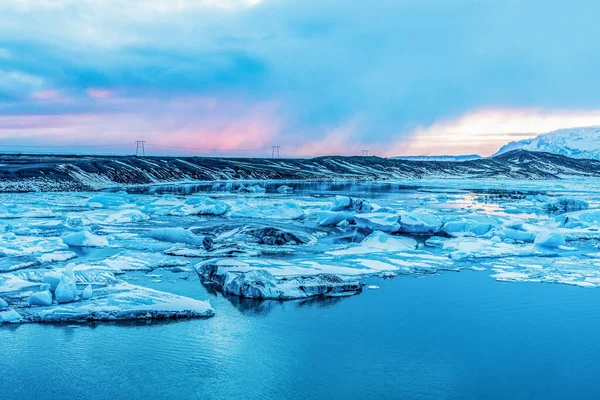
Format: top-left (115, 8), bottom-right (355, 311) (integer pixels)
top-left (2, 0), bottom-right (600, 157)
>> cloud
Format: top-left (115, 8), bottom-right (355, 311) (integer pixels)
top-left (1, 0), bottom-right (600, 155)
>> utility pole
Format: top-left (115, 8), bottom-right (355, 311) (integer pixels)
top-left (135, 141), bottom-right (146, 156)
top-left (361, 149), bottom-right (369, 156)
top-left (271, 145), bottom-right (280, 159)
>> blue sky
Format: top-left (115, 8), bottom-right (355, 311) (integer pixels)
top-left (1, 0), bottom-right (600, 156)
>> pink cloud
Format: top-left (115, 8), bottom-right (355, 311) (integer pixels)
top-left (29, 90), bottom-right (66, 102)
top-left (86, 88), bottom-right (112, 99)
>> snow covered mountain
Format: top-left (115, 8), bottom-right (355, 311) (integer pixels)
top-left (494, 126), bottom-right (600, 160)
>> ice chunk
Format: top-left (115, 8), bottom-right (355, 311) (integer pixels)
top-left (169, 197), bottom-right (230, 216)
top-left (367, 285), bottom-right (379, 290)
top-left (81, 284), bottom-right (93, 300)
top-left (37, 251), bottom-right (78, 264)
top-left (329, 231), bottom-right (416, 255)
top-left (545, 197), bottom-right (589, 213)
top-left (55, 265), bottom-right (77, 304)
top-left (230, 201), bottom-right (305, 220)
top-left (198, 264), bottom-right (363, 299)
top-left (42, 272), bottom-right (62, 292)
top-left (534, 232), bottom-right (566, 248)
top-left (397, 210), bottom-right (442, 234)
top-left (105, 209), bottom-right (150, 224)
top-left (555, 209), bottom-right (600, 229)
top-left (0, 236), bottom-right (68, 257)
top-left (86, 193), bottom-right (130, 208)
top-left (444, 237), bottom-right (542, 260)
top-left (354, 213), bottom-right (400, 233)
top-left (28, 290), bottom-right (53, 306)
top-left (247, 227), bottom-right (305, 245)
top-left (277, 185), bottom-right (294, 194)
top-left (238, 184), bottom-right (266, 193)
top-left (316, 211), bottom-right (355, 226)
top-left (442, 218), bottom-right (496, 237)
top-left (62, 231), bottom-right (109, 247)
top-left (496, 227), bottom-right (536, 243)
top-left (0, 309), bottom-right (23, 324)
top-left (17, 283), bottom-right (215, 323)
top-left (0, 297), bottom-right (8, 309)
top-left (330, 195), bottom-right (373, 213)
top-left (145, 228), bottom-right (204, 245)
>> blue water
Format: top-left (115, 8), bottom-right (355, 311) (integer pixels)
top-left (3, 270), bottom-right (600, 399)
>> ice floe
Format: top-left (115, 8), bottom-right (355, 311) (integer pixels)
top-left (2, 180), bottom-right (600, 322)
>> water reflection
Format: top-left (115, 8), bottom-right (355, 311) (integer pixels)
top-left (200, 280), bottom-right (354, 316)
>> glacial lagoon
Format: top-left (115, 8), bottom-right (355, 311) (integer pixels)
top-left (2, 179), bottom-right (600, 398)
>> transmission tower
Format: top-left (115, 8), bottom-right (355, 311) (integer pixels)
top-left (361, 149), bottom-right (369, 156)
top-left (135, 141), bottom-right (146, 156)
top-left (272, 145), bottom-right (281, 158)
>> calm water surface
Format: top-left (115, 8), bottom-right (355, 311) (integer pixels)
top-left (3, 270), bottom-right (600, 400)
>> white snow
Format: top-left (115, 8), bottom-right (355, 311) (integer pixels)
top-left (494, 126), bottom-right (600, 160)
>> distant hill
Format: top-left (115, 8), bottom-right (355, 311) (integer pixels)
top-left (393, 154), bottom-right (482, 162)
top-left (1, 150), bottom-right (600, 192)
top-left (494, 126), bottom-right (600, 160)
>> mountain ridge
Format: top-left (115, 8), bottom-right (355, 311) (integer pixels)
top-left (1, 149), bottom-right (600, 192)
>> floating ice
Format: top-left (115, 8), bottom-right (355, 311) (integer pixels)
top-left (62, 231), bottom-right (109, 247)
top-left (145, 227), bottom-right (204, 245)
top-left (316, 210), bottom-right (355, 226)
top-left (37, 251), bottom-right (78, 264)
top-left (81, 284), bottom-right (93, 300)
top-left (545, 196), bottom-right (589, 213)
top-left (230, 201), bottom-right (305, 220)
top-left (0, 309), bottom-right (23, 323)
top-left (198, 263), bottom-right (363, 299)
top-left (330, 195), bottom-right (373, 213)
top-left (442, 217), bottom-right (497, 237)
top-left (16, 283), bottom-right (214, 323)
top-left (28, 290), bottom-right (53, 306)
top-left (54, 264), bottom-right (78, 303)
top-left (277, 185), bottom-right (294, 194)
top-left (397, 210), bottom-right (442, 234)
top-left (169, 196), bottom-right (230, 216)
top-left (329, 231), bottom-right (416, 255)
top-left (354, 213), bottom-right (400, 233)
top-left (534, 232), bottom-right (566, 248)
top-left (238, 184), bottom-right (266, 194)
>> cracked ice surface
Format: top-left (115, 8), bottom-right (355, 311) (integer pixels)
top-left (2, 179), bottom-right (600, 323)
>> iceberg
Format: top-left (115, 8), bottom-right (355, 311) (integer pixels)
top-left (198, 262), bottom-right (363, 300)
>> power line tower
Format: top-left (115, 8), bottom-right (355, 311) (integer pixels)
top-left (135, 141), bottom-right (146, 156)
top-left (361, 149), bottom-right (369, 156)
top-left (271, 145), bottom-right (280, 159)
